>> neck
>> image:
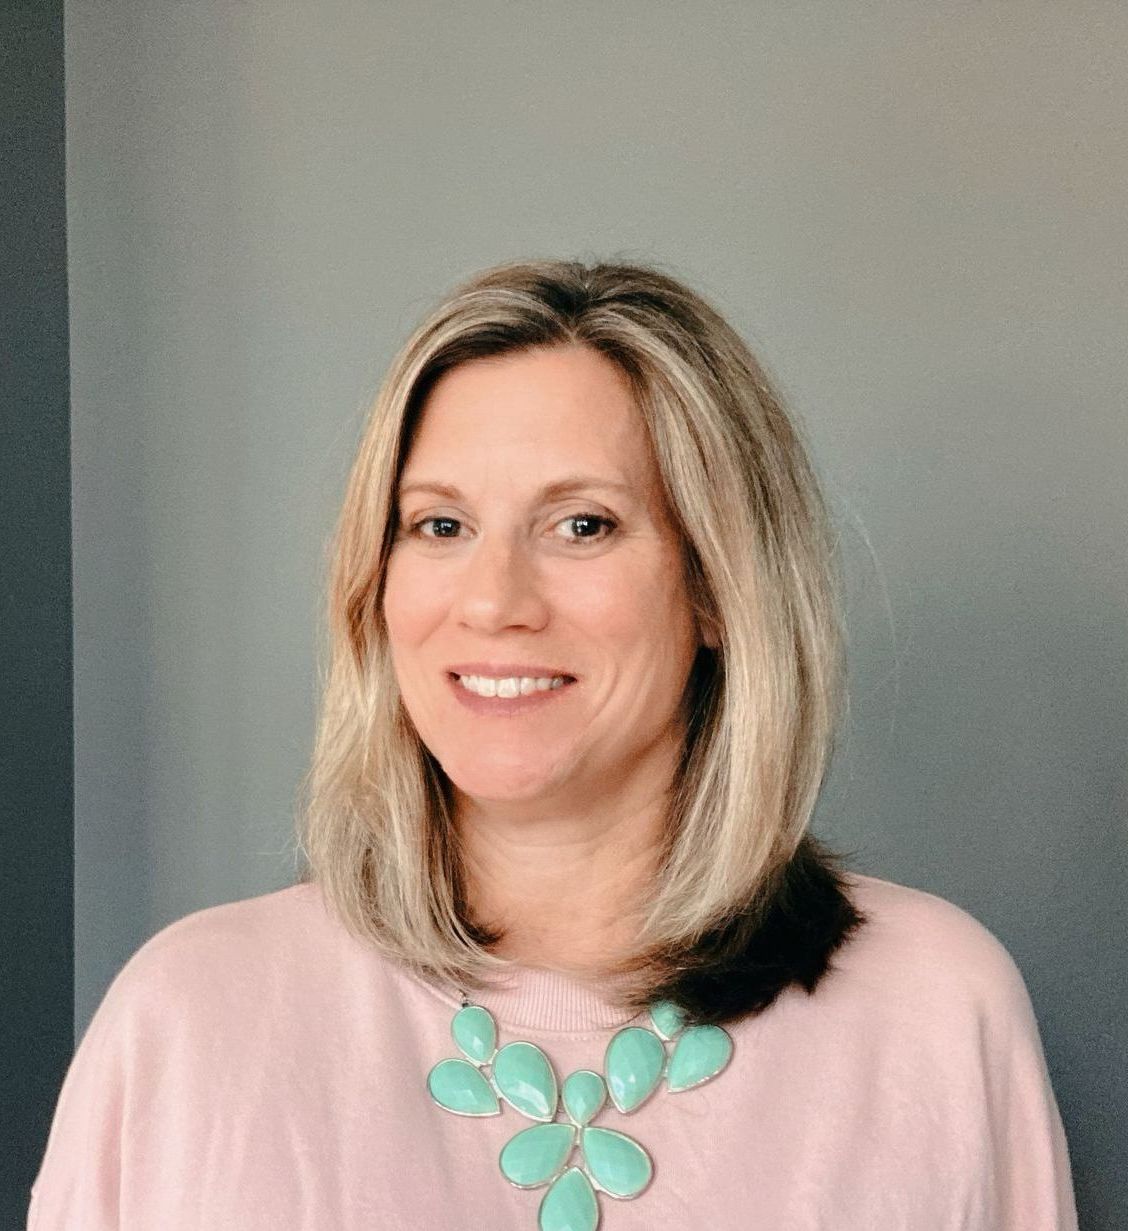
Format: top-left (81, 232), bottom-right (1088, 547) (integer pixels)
top-left (453, 754), bottom-right (675, 976)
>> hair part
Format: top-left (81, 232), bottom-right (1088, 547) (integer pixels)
top-left (295, 258), bottom-right (864, 1028)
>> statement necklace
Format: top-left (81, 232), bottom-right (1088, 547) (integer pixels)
top-left (426, 986), bottom-right (735, 1231)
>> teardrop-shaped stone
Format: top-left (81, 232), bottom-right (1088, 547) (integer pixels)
top-left (537, 1166), bottom-right (599, 1231)
top-left (451, 1004), bottom-right (497, 1063)
top-left (499, 1122), bottom-right (576, 1188)
top-left (426, 1057), bottom-right (499, 1115)
top-left (604, 1025), bottom-right (665, 1112)
top-left (581, 1125), bottom-right (653, 1198)
top-left (493, 1040), bottom-right (558, 1121)
top-left (562, 1070), bottom-right (606, 1126)
top-left (648, 999), bottom-right (686, 1041)
top-left (666, 1023), bottom-right (733, 1092)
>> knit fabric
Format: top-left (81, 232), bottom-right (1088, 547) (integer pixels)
top-left (27, 873), bottom-right (1078, 1229)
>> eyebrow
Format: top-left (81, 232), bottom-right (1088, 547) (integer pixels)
top-left (397, 474), bottom-right (635, 502)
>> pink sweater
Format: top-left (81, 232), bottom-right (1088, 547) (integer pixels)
top-left (28, 873), bottom-right (1078, 1230)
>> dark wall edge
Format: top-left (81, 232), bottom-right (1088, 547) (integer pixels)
top-left (0, 0), bottom-right (74, 1223)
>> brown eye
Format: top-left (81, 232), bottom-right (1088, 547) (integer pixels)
top-left (555, 514), bottom-right (617, 544)
top-left (412, 517), bottom-right (461, 539)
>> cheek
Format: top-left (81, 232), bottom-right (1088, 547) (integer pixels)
top-left (551, 568), bottom-right (633, 636)
top-left (556, 558), bottom-right (691, 644)
top-left (382, 556), bottom-right (441, 642)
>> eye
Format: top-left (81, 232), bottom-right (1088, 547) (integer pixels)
top-left (403, 513), bottom-right (617, 545)
top-left (555, 513), bottom-right (617, 545)
top-left (409, 516), bottom-right (462, 540)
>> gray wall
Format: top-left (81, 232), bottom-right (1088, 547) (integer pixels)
top-left (66, 3), bottom-right (1126, 1224)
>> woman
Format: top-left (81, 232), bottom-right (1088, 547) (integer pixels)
top-left (29, 259), bottom-right (1077, 1229)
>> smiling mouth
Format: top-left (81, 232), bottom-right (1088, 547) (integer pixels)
top-left (448, 671), bottom-right (577, 698)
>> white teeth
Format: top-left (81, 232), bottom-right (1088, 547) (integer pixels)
top-left (457, 674), bottom-right (567, 697)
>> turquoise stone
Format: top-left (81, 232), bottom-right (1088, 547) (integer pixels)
top-left (452, 1004), bottom-right (497, 1063)
top-left (493, 1040), bottom-right (559, 1121)
top-left (562, 1070), bottom-right (606, 1126)
top-left (427, 994), bottom-right (736, 1225)
top-left (604, 1026), bottom-right (665, 1112)
top-left (581, 1126), bottom-right (653, 1198)
top-left (499, 1122), bottom-right (576, 1188)
top-left (538, 1166), bottom-right (599, 1231)
top-left (666, 1023), bottom-right (734, 1092)
top-left (426, 1057), bottom-right (499, 1115)
top-left (648, 999), bottom-right (686, 1041)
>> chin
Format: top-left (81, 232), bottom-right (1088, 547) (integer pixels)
top-left (441, 754), bottom-right (566, 804)
top-left (451, 774), bottom-right (557, 805)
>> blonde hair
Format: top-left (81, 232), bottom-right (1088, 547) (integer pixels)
top-left (296, 258), bottom-right (858, 1025)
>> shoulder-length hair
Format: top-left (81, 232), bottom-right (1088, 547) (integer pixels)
top-left (297, 258), bottom-right (864, 1028)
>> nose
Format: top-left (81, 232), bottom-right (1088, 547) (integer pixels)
top-left (454, 533), bottom-right (549, 634)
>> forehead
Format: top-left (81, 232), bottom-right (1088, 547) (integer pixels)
top-left (402, 344), bottom-right (652, 477)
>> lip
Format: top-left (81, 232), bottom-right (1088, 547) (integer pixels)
top-left (447, 663), bottom-right (577, 680)
top-left (445, 671), bottom-right (577, 717)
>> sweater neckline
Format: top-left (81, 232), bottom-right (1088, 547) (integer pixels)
top-left (302, 879), bottom-right (648, 1036)
top-left (400, 959), bottom-right (648, 1036)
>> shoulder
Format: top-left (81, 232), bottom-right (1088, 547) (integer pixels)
top-left (833, 871), bottom-right (1039, 1032)
top-left (124, 880), bottom-right (329, 961)
top-left (119, 880), bottom-right (330, 973)
top-left (844, 871), bottom-right (1021, 976)
top-left (92, 881), bottom-right (346, 1035)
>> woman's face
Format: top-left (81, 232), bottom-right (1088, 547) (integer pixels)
top-left (383, 343), bottom-right (704, 807)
